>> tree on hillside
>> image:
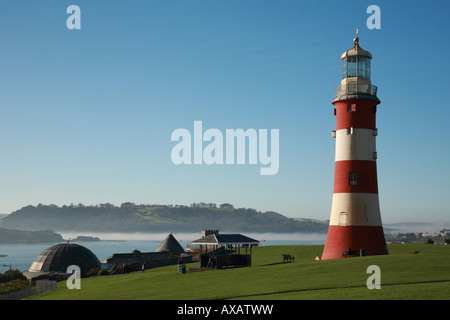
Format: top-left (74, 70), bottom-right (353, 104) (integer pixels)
top-left (219, 203), bottom-right (234, 209)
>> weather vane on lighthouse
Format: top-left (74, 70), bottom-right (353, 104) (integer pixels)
top-left (321, 34), bottom-right (388, 260)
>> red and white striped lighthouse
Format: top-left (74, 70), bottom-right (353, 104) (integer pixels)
top-left (321, 35), bottom-right (388, 260)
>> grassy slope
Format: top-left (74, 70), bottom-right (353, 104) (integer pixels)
top-left (28, 244), bottom-right (450, 300)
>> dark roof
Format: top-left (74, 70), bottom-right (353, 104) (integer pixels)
top-left (155, 233), bottom-right (185, 254)
top-left (28, 243), bottom-right (100, 275)
top-left (189, 233), bottom-right (259, 246)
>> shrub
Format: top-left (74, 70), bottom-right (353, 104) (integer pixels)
top-left (98, 270), bottom-right (111, 276)
top-left (0, 279), bottom-right (30, 294)
top-left (0, 269), bottom-right (27, 283)
top-left (84, 267), bottom-right (100, 277)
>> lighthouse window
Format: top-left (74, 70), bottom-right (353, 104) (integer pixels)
top-left (358, 57), bottom-right (371, 79)
top-left (339, 212), bottom-right (347, 226)
top-left (347, 104), bottom-right (357, 112)
top-left (345, 56), bottom-right (357, 78)
top-left (342, 58), bottom-right (347, 79)
top-left (360, 61), bottom-right (367, 78)
top-left (342, 56), bottom-right (371, 79)
top-left (349, 172), bottom-right (358, 185)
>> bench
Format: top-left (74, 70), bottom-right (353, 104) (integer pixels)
top-left (342, 249), bottom-right (358, 258)
top-left (282, 254), bottom-right (294, 262)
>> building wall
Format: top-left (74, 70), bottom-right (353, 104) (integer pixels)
top-left (104, 251), bottom-right (192, 271)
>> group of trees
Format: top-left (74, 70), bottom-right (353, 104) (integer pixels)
top-left (189, 203), bottom-right (235, 209)
top-left (22, 202), bottom-right (238, 211)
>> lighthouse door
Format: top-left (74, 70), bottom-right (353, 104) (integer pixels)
top-left (339, 212), bottom-right (347, 226)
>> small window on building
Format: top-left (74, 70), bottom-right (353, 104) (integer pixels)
top-left (347, 127), bottom-right (354, 135)
top-left (349, 172), bottom-right (358, 185)
top-left (347, 104), bottom-right (357, 112)
top-left (339, 212), bottom-right (347, 226)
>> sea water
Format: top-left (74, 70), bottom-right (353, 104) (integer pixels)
top-left (0, 232), bottom-right (326, 273)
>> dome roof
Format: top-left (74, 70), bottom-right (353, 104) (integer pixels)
top-left (28, 243), bottom-right (100, 275)
top-left (155, 233), bottom-right (185, 254)
top-left (340, 37), bottom-right (372, 60)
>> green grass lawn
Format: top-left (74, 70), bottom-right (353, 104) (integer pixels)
top-left (27, 243), bottom-right (450, 300)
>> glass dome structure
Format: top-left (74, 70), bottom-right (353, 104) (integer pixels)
top-left (29, 243), bottom-right (100, 275)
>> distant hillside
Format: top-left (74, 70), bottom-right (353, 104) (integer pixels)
top-left (0, 228), bottom-right (63, 244)
top-left (0, 203), bottom-right (328, 234)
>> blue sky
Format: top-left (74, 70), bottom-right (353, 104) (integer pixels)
top-left (0, 0), bottom-right (449, 224)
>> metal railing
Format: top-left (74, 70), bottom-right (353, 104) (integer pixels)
top-left (335, 83), bottom-right (378, 97)
top-left (0, 280), bottom-right (57, 300)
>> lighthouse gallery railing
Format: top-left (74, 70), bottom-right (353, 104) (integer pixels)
top-left (335, 83), bottom-right (378, 97)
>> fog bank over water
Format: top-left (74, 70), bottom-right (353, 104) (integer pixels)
top-left (383, 221), bottom-right (450, 234)
top-left (245, 232), bottom-right (326, 242)
top-left (59, 221), bottom-right (450, 243)
top-left (58, 231), bottom-right (327, 242)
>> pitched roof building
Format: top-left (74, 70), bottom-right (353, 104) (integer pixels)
top-left (103, 233), bottom-right (191, 272)
top-left (187, 230), bottom-right (259, 252)
top-left (155, 233), bottom-right (185, 254)
top-left (187, 230), bottom-right (259, 268)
